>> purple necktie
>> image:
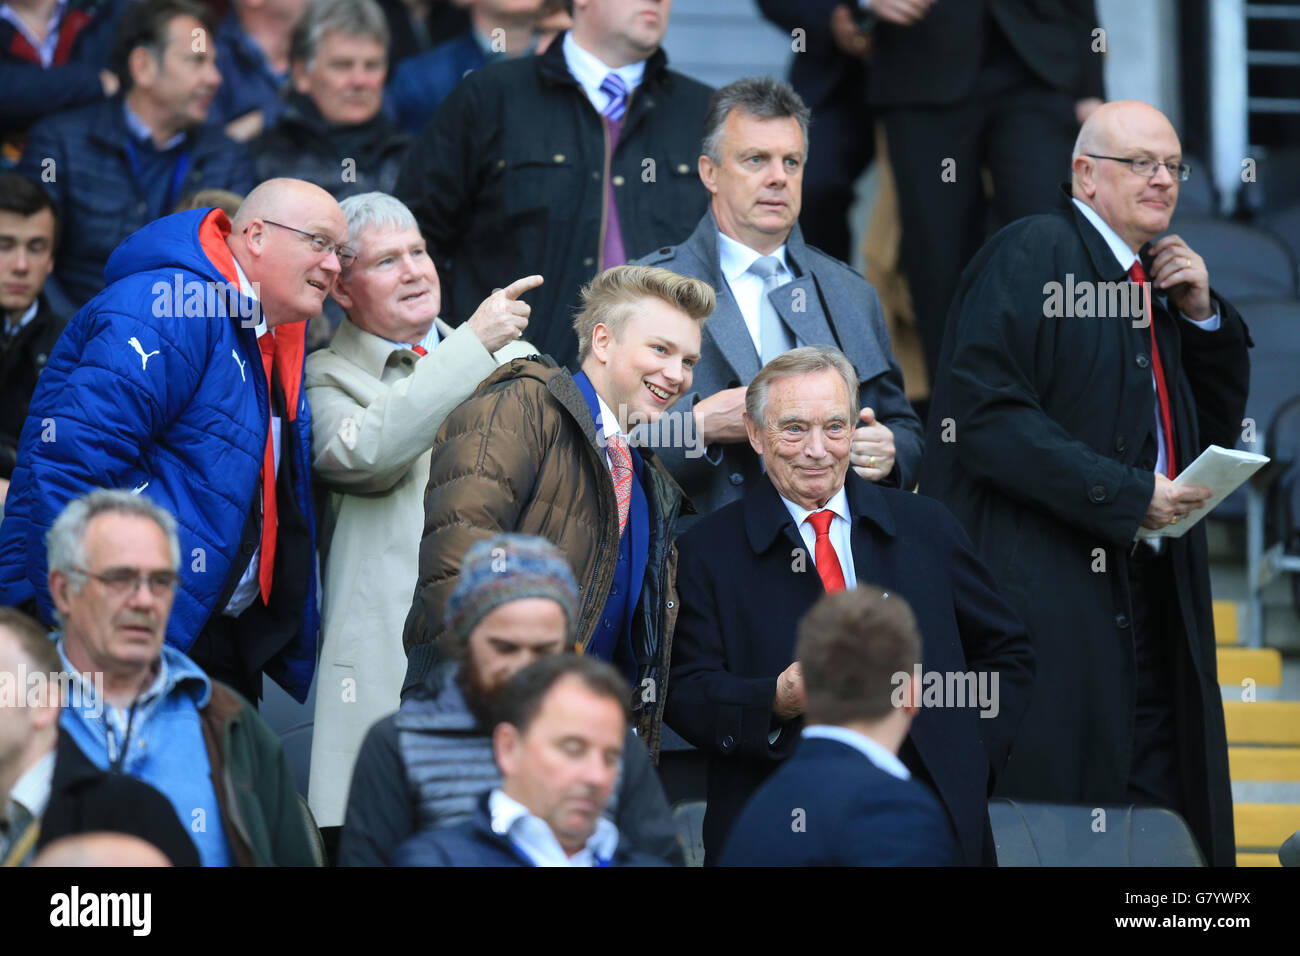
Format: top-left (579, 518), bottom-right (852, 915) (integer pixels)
top-left (599, 73), bottom-right (628, 269)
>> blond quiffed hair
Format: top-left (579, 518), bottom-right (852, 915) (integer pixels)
top-left (572, 265), bottom-right (715, 362)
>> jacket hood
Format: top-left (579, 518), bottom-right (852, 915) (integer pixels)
top-left (103, 207), bottom-right (241, 290)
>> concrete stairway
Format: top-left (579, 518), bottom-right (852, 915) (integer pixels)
top-left (1213, 599), bottom-right (1300, 866)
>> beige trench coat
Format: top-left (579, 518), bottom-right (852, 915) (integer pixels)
top-left (305, 316), bottom-right (534, 827)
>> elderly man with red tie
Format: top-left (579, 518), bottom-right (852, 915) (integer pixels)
top-left (664, 345), bottom-right (1034, 866)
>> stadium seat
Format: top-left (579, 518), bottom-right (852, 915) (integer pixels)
top-left (989, 799), bottom-right (1205, 866)
top-left (1160, 216), bottom-right (1297, 302)
top-left (1213, 298), bottom-right (1300, 523)
top-left (1177, 155), bottom-right (1218, 215)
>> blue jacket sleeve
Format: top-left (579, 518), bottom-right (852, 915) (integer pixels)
top-left (0, 62), bottom-right (104, 127)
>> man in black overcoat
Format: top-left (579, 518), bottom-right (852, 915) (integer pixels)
top-left (920, 100), bottom-right (1250, 866)
top-left (665, 346), bottom-right (1034, 865)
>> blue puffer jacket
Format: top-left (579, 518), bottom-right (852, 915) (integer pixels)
top-left (0, 208), bottom-right (319, 700)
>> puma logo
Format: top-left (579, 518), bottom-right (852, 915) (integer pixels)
top-left (231, 349), bottom-right (247, 382)
top-left (128, 336), bottom-right (160, 371)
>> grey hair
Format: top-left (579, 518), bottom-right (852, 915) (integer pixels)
top-left (338, 191), bottom-right (418, 253)
top-left (290, 0), bottom-right (389, 71)
top-left (47, 489), bottom-right (182, 600)
top-left (745, 345), bottom-right (859, 428)
top-left (701, 76), bottom-right (811, 165)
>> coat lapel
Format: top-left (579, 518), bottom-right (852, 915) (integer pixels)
top-left (769, 273), bottom-right (836, 353)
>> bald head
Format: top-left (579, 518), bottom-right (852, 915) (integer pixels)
top-left (227, 178), bottom-right (348, 327)
top-left (34, 832), bottom-right (173, 867)
top-left (1070, 100), bottom-right (1182, 252)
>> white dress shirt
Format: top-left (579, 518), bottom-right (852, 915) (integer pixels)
top-left (223, 257), bottom-right (282, 617)
top-left (717, 231), bottom-right (796, 357)
top-left (3, 750), bottom-right (55, 828)
top-left (562, 32), bottom-right (646, 114)
top-left (385, 322), bottom-right (441, 354)
top-left (780, 484), bottom-right (857, 587)
top-left (488, 788), bottom-right (621, 866)
top-left (802, 724), bottom-right (911, 780)
top-left (4, 299), bottom-right (40, 336)
top-left (1071, 198), bottom-right (1219, 481)
top-left (593, 389), bottom-right (623, 470)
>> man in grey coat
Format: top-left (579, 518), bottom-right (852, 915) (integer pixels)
top-left (306, 191), bottom-right (538, 834)
top-left (635, 77), bottom-right (921, 522)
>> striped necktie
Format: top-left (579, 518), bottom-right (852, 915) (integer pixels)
top-left (599, 72), bottom-right (628, 121)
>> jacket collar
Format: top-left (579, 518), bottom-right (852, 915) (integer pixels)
top-left (55, 635), bottom-right (213, 715)
top-left (1059, 184), bottom-right (1134, 283)
top-left (327, 315), bottom-right (447, 380)
top-left (744, 471), bottom-right (896, 555)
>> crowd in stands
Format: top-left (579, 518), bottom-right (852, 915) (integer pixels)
top-left (0, 0), bottom-right (1255, 869)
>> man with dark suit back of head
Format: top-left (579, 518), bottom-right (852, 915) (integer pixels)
top-left (721, 586), bottom-right (960, 866)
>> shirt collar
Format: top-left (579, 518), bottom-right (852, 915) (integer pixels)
top-left (562, 31), bottom-right (645, 111)
top-left (5, 750), bottom-right (56, 824)
top-left (595, 391), bottom-right (622, 441)
top-left (488, 788), bottom-right (620, 866)
top-left (780, 484), bottom-right (850, 532)
top-left (1071, 197), bottom-right (1139, 272)
top-left (384, 322), bottom-right (440, 354)
top-left (0, 0), bottom-right (68, 66)
top-left (4, 299), bottom-right (40, 336)
top-left (54, 635), bottom-right (213, 718)
top-left (801, 724), bottom-right (912, 781)
top-left (717, 231), bottom-right (790, 284)
top-left (231, 257), bottom-right (268, 337)
top-left (122, 101), bottom-right (186, 152)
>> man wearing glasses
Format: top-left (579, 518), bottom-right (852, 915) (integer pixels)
top-left (920, 100), bottom-right (1249, 866)
top-left (0, 176), bottom-right (348, 707)
top-left (44, 489), bottom-right (319, 866)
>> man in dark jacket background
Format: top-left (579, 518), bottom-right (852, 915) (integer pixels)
top-left (920, 100), bottom-right (1248, 866)
top-left (0, 173), bottom-right (65, 503)
top-left (341, 534), bottom-right (680, 866)
top-left (251, 0), bottom-right (409, 200)
top-left (394, 0), bottom-right (713, 369)
top-left (402, 265), bottom-right (712, 752)
top-left (16, 0), bottom-right (255, 310)
top-left (0, 0), bottom-right (130, 154)
top-left (393, 653), bottom-right (669, 867)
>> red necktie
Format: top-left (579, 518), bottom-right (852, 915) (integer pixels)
top-left (1128, 261), bottom-right (1177, 477)
top-left (256, 333), bottom-right (279, 604)
top-left (411, 345), bottom-right (427, 356)
top-left (806, 510), bottom-right (846, 593)
top-left (607, 433), bottom-right (633, 536)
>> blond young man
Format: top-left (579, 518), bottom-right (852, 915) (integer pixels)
top-left (403, 265), bottom-right (713, 755)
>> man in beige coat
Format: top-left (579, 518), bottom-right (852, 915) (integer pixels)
top-left (305, 192), bottom-right (538, 833)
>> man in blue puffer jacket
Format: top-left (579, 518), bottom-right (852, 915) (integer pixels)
top-left (0, 177), bottom-right (347, 703)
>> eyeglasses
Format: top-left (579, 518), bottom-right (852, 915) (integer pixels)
top-left (1086, 155), bottom-right (1191, 182)
top-left (261, 220), bottom-right (356, 267)
top-left (69, 566), bottom-right (179, 597)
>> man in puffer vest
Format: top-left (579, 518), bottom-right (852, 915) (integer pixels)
top-left (0, 177), bottom-right (346, 704)
top-left (339, 533), bottom-right (681, 867)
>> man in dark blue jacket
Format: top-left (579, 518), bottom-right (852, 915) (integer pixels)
top-left (664, 345), bottom-right (1034, 866)
top-left (721, 587), bottom-right (960, 866)
top-left (0, 176), bottom-right (347, 703)
top-left (393, 653), bottom-right (669, 867)
top-left (16, 0), bottom-right (255, 309)
top-left (0, 0), bottom-right (130, 147)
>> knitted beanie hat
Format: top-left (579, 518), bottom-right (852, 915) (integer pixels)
top-left (443, 534), bottom-right (580, 647)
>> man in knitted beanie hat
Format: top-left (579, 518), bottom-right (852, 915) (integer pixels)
top-left (337, 532), bottom-right (680, 866)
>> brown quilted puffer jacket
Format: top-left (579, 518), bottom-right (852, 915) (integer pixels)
top-left (401, 356), bottom-right (687, 757)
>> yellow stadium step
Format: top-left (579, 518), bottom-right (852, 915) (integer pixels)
top-left (1233, 803), bottom-right (1300, 849)
top-left (1223, 702), bottom-right (1300, 745)
top-left (1229, 746), bottom-right (1300, 780)
top-left (1236, 851), bottom-right (1281, 866)
top-left (1214, 600), bottom-right (1239, 645)
top-left (1216, 647), bottom-right (1283, 686)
